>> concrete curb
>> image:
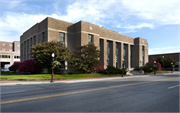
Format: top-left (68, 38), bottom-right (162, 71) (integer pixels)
top-left (0, 75), bottom-right (151, 86)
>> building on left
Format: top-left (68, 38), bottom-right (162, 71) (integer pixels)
top-left (0, 41), bottom-right (20, 69)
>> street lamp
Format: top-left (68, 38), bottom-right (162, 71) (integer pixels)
top-left (171, 62), bottom-right (174, 73)
top-left (162, 56), bottom-right (164, 71)
top-left (122, 59), bottom-right (124, 77)
top-left (51, 53), bottom-right (55, 82)
top-left (153, 61), bottom-right (157, 75)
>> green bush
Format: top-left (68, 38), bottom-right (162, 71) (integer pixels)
top-left (134, 66), bottom-right (153, 73)
top-left (99, 65), bottom-right (126, 74)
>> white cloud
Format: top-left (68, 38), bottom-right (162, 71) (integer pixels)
top-left (117, 23), bottom-right (155, 30)
top-left (121, 0), bottom-right (180, 25)
top-left (0, 13), bottom-right (47, 41)
top-left (149, 46), bottom-right (180, 55)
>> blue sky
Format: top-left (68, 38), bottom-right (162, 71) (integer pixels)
top-left (0, 0), bottom-right (179, 55)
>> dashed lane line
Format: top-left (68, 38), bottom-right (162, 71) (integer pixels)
top-left (1, 77), bottom-right (179, 104)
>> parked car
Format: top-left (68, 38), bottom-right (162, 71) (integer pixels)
top-left (2, 68), bottom-right (9, 72)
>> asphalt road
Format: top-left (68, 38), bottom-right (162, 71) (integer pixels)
top-left (1, 74), bottom-right (179, 112)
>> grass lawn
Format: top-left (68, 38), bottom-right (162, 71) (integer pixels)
top-left (1, 72), bottom-right (126, 81)
top-left (1, 71), bottom-right (169, 81)
top-left (144, 71), bottom-right (169, 74)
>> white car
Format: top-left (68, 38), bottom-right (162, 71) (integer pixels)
top-left (2, 68), bottom-right (9, 72)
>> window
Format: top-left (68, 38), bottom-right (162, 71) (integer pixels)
top-left (59, 32), bottom-right (65, 44)
top-left (9, 49), bottom-right (12, 52)
top-left (34, 36), bottom-right (36, 45)
top-left (107, 41), bottom-right (110, 65)
top-left (9, 44), bottom-right (12, 47)
top-left (17, 45), bottom-right (20, 47)
top-left (21, 43), bottom-right (23, 61)
top-left (24, 41), bottom-right (26, 60)
top-left (27, 40), bottom-right (29, 59)
top-left (2, 49), bottom-right (6, 51)
top-left (2, 44), bottom-right (6, 47)
top-left (30, 38), bottom-right (32, 47)
top-left (88, 34), bottom-right (93, 44)
top-left (142, 46), bottom-right (145, 66)
top-left (116, 43), bottom-right (119, 68)
top-left (14, 56), bottom-right (20, 59)
top-left (2, 55), bottom-right (10, 58)
top-left (131, 45), bottom-right (133, 68)
top-left (17, 50), bottom-right (20, 52)
top-left (42, 32), bottom-right (45, 42)
top-left (123, 44), bottom-right (126, 68)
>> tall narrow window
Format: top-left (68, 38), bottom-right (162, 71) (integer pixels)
top-left (116, 43), bottom-right (119, 68)
top-left (42, 32), bottom-right (45, 42)
top-left (99, 39), bottom-right (103, 61)
top-left (88, 34), bottom-right (93, 44)
top-left (27, 40), bottom-right (29, 59)
top-left (123, 44), bottom-right (126, 68)
top-left (24, 41), bottom-right (26, 60)
top-left (30, 38), bottom-right (32, 58)
top-left (142, 46), bottom-right (145, 66)
top-left (131, 45), bottom-right (133, 68)
top-left (34, 36), bottom-right (36, 45)
top-left (59, 32), bottom-right (65, 44)
top-left (21, 43), bottom-right (23, 61)
top-left (107, 41), bottom-right (110, 66)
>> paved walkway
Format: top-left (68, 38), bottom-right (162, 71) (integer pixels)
top-left (0, 72), bottom-right (179, 86)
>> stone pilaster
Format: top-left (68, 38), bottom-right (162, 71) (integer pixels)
top-left (103, 39), bottom-right (107, 69)
top-left (128, 44), bottom-right (131, 69)
top-left (113, 41), bottom-right (116, 67)
top-left (120, 42), bottom-right (124, 68)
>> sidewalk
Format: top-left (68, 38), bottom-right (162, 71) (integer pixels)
top-left (0, 72), bottom-right (178, 86)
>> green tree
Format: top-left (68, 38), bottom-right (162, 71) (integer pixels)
top-left (164, 56), bottom-right (176, 68)
top-left (71, 44), bottom-right (101, 73)
top-left (29, 41), bottom-right (72, 70)
top-left (156, 56), bottom-right (165, 68)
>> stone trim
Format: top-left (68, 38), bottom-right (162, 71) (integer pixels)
top-left (20, 29), bottom-right (47, 44)
top-left (100, 37), bottom-right (134, 45)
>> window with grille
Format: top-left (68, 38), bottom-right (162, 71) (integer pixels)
top-left (59, 32), bottom-right (65, 44)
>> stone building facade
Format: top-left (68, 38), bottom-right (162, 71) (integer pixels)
top-left (0, 41), bottom-right (20, 69)
top-left (20, 17), bottom-right (148, 72)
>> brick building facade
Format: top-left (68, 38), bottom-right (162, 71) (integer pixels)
top-left (0, 41), bottom-right (20, 69)
top-left (149, 52), bottom-right (180, 70)
top-left (20, 17), bottom-right (148, 73)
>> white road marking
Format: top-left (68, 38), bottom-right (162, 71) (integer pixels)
top-left (168, 85), bottom-right (180, 89)
top-left (1, 90), bottom-right (26, 94)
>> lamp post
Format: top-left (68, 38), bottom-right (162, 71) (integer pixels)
top-left (51, 53), bottom-right (55, 82)
top-left (171, 62), bottom-right (173, 73)
top-left (122, 59), bottom-right (124, 77)
top-left (162, 56), bottom-right (164, 71)
top-left (153, 61), bottom-right (157, 75)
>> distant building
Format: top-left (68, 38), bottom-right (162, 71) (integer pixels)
top-left (149, 52), bottom-right (180, 70)
top-left (20, 17), bottom-right (148, 73)
top-left (0, 41), bottom-right (20, 69)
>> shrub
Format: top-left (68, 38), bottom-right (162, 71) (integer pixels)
top-left (99, 65), bottom-right (126, 74)
top-left (141, 66), bottom-right (153, 73)
top-left (146, 61), bottom-right (162, 71)
top-left (95, 61), bottom-right (104, 71)
top-left (18, 59), bottom-right (41, 74)
top-left (9, 62), bottom-right (21, 72)
top-left (134, 66), bottom-right (153, 73)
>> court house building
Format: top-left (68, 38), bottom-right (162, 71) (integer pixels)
top-left (20, 17), bottom-right (148, 72)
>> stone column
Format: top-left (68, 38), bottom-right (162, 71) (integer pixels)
top-left (103, 39), bottom-right (107, 69)
top-left (128, 44), bottom-right (131, 69)
top-left (120, 42), bottom-right (124, 68)
top-left (113, 41), bottom-right (116, 67)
